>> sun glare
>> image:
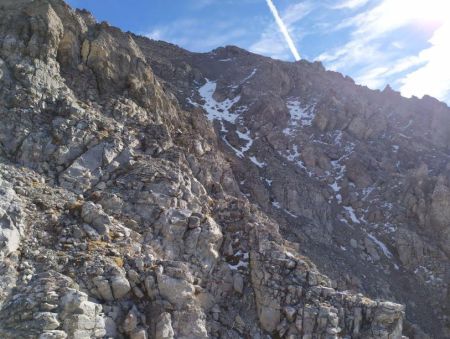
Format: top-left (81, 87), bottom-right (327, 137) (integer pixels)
top-left (403, 0), bottom-right (450, 24)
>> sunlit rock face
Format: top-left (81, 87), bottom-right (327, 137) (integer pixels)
top-left (0, 1), bottom-right (448, 338)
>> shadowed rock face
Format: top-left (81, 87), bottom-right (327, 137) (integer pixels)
top-left (0, 0), bottom-right (448, 338)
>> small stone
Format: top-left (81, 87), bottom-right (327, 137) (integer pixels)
top-left (193, 140), bottom-right (204, 156)
top-left (110, 275), bottom-right (131, 299)
top-left (104, 317), bottom-right (118, 337)
top-left (135, 258), bottom-right (145, 272)
top-left (82, 224), bottom-right (100, 240)
top-left (133, 286), bottom-right (145, 298)
top-left (284, 306), bottom-right (296, 322)
top-left (39, 330), bottom-right (68, 339)
top-left (155, 312), bottom-right (174, 339)
top-left (156, 273), bottom-right (195, 307)
top-left (234, 315), bottom-right (246, 334)
top-left (277, 319), bottom-right (289, 337)
top-left (93, 276), bottom-right (114, 301)
top-left (144, 275), bottom-right (157, 299)
top-left (295, 314), bottom-right (303, 333)
top-left (326, 327), bottom-right (340, 335)
top-left (123, 308), bottom-right (139, 334)
top-left (130, 328), bottom-right (148, 339)
top-left (41, 303), bottom-right (58, 311)
top-left (127, 269), bottom-right (140, 284)
top-left (364, 237), bottom-right (380, 262)
top-left (285, 259), bottom-right (296, 269)
top-left (307, 271), bottom-right (318, 286)
top-left (96, 182), bottom-right (106, 190)
top-left (188, 215), bottom-right (201, 228)
top-left (34, 312), bottom-right (60, 330)
top-left (259, 305), bottom-right (281, 333)
top-left (233, 272), bottom-right (244, 294)
top-left (81, 202), bottom-right (111, 235)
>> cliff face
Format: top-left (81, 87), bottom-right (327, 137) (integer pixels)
top-left (0, 1), bottom-right (448, 338)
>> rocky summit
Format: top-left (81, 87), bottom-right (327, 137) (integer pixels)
top-left (0, 0), bottom-right (449, 338)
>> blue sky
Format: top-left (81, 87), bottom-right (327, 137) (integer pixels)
top-left (67, 0), bottom-right (450, 104)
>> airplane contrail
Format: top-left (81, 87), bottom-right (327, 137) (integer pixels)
top-left (266, 0), bottom-right (301, 61)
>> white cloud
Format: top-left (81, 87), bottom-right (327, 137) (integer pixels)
top-left (333, 0), bottom-right (370, 10)
top-left (282, 2), bottom-right (314, 26)
top-left (355, 66), bottom-right (390, 88)
top-left (385, 56), bottom-right (423, 77)
top-left (399, 21), bottom-right (450, 101)
top-left (144, 19), bottom-right (196, 41)
top-left (250, 29), bottom-right (292, 60)
top-left (333, 0), bottom-right (448, 38)
top-left (317, 39), bottom-right (383, 70)
top-left (354, 55), bottom-right (423, 88)
top-left (146, 28), bottom-right (163, 40)
top-left (317, 0), bottom-right (450, 103)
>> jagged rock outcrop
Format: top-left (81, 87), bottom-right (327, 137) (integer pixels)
top-left (0, 271), bottom-right (107, 338)
top-left (0, 0), bottom-right (448, 338)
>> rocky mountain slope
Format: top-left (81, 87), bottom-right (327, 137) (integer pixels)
top-left (0, 0), bottom-right (448, 338)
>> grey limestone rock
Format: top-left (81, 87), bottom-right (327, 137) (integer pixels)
top-left (0, 0), bottom-right (448, 337)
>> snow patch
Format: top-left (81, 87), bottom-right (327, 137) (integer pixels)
top-left (344, 206), bottom-right (360, 224)
top-left (328, 142), bottom-right (355, 204)
top-left (242, 68), bottom-right (257, 83)
top-left (361, 186), bottom-right (375, 201)
top-left (222, 135), bottom-right (246, 158)
top-left (414, 265), bottom-right (443, 284)
top-left (368, 234), bottom-right (393, 258)
top-left (191, 79), bottom-right (254, 158)
top-left (250, 156), bottom-right (266, 168)
top-left (399, 133), bottom-right (411, 139)
top-left (330, 181), bottom-right (342, 204)
top-left (282, 145), bottom-right (311, 176)
top-left (330, 182), bottom-right (340, 192)
top-left (383, 222), bottom-right (397, 233)
top-left (195, 79), bottom-right (247, 123)
top-left (333, 130), bottom-right (343, 145)
top-left (236, 128), bottom-right (253, 154)
top-left (284, 209), bottom-right (298, 218)
top-left (227, 69), bottom-right (258, 89)
top-left (283, 99), bottom-right (316, 136)
top-left (228, 260), bottom-right (248, 270)
top-left (402, 119), bottom-right (413, 130)
top-left (286, 99), bottom-right (315, 127)
top-left (228, 251), bottom-right (249, 270)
